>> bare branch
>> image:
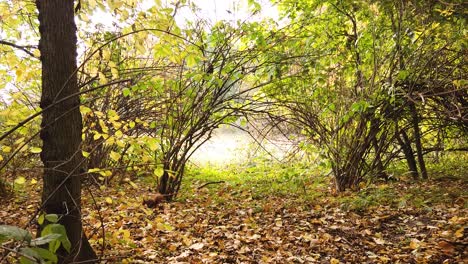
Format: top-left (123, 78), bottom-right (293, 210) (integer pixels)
top-left (0, 39), bottom-right (37, 58)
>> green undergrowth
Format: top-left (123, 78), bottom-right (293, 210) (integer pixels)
top-left (179, 155), bottom-right (467, 213)
top-left (386, 152), bottom-right (468, 182)
top-left (182, 159), bottom-right (329, 200)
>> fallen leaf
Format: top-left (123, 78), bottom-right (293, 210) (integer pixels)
top-left (409, 238), bottom-right (421, 249)
top-left (438, 241), bottom-right (455, 254)
top-left (373, 237), bottom-right (386, 245)
top-left (105, 197), bottom-right (113, 204)
top-left (454, 227), bottom-right (464, 238)
top-left (189, 242), bottom-right (204, 250)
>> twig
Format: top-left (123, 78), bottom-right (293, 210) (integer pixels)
top-left (0, 40), bottom-right (37, 58)
top-left (0, 245), bottom-right (37, 262)
top-left (197, 181), bottom-right (225, 189)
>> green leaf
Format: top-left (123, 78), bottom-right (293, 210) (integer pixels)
top-left (123, 88), bottom-right (131, 97)
top-left (38, 214), bottom-right (45, 225)
top-left (41, 224), bottom-right (71, 253)
top-left (30, 233), bottom-right (61, 246)
top-left (19, 255), bottom-right (36, 264)
top-left (147, 138), bottom-right (159, 151)
top-left (186, 54), bottom-right (199, 68)
top-left (32, 247), bottom-right (58, 262)
top-left (45, 214), bottom-right (59, 223)
top-left (0, 225), bottom-right (32, 243)
top-left (50, 240), bottom-right (60, 253)
top-left (397, 70), bottom-right (409, 80)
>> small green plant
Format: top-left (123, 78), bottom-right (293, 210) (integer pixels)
top-left (0, 214), bottom-right (71, 264)
top-left (338, 185), bottom-right (398, 212)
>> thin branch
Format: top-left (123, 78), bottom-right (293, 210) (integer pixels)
top-left (0, 39), bottom-right (37, 58)
top-left (0, 78), bottom-right (131, 142)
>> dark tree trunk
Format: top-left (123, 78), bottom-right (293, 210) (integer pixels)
top-left (397, 130), bottom-right (419, 180)
top-left (36, 0), bottom-right (97, 262)
top-left (158, 168), bottom-right (170, 195)
top-left (372, 137), bottom-right (387, 180)
top-left (409, 102), bottom-right (428, 179)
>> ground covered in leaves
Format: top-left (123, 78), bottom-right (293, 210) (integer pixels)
top-left (1, 164), bottom-right (467, 263)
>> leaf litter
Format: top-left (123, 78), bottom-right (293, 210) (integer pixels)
top-left (0, 176), bottom-right (466, 263)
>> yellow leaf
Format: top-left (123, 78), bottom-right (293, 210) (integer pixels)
top-left (142, 207), bottom-right (153, 216)
top-left (14, 137), bottom-right (25, 145)
top-left (14, 177), bottom-right (26, 185)
top-left (2, 146), bottom-right (12, 153)
top-left (129, 181), bottom-right (138, 189)
top-left (449, 216), bottom-right (461, 224)
top-left (116, 139), bottom-right (125, 147)
top-left (30, 147), bottom-right (42, 154)
top-left (108, 110), bottom-right (120, 121)
top-left (455, 228), bottom-right (464, 238)
top-left (112, 121), bottom-right (122, 129)
top-left (182, 235), bottom-right (192, 246)
top-left (98, 72), bottom-right (108, 85)
top-left (105, 197), bottom-right (113, 204)
top-left (121, 229), bottom-right (130, 240)
top-left (80, 13), bottom-right (90, 23)
top-left (30, 179), bottom-right (37, 185)
top-left (147, 138), bottom-right (158, 151)
top-left (15, 69), bottom-right (23, 80)
top-left (330, 258), bottom-right (340, 264)
top-left (107, 137), bottom-right (115, 145)
top-left (102, 49), bottom-right (111, 60)
top-left (89, 0), bottom-right (97, 8)
top-left (0, 155), bottom-right (3, 161)
top-left (82, 151), bottom-right (90, 158)
top-left (111, 67), bottom-right (119, 78)
top-left (379, 256), bottom-right (390, 263)
top-left (409, 239), bottom-right (421, 249)
top-left (115, 130), bottom-right (123, 138)
top-left (120, 9), bottom-right (129, 20)
top-left (156, 222), bottom-right (174, 231)
top-left (99, 170), bottom-right (112, 177)
top-left (136, 43), bottom-right (146, 54)
top-left (109, 151), bottom-right (121, 161)
top-left (99, 119), bottom-right (108, 134)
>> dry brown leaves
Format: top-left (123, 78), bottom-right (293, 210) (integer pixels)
top-left (1, 178), bottom-right (466, 263)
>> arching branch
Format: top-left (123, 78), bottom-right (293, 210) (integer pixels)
top-left (0, 39), bottom-right (38, 58)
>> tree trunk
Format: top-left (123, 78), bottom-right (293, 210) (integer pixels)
top-left (36, 0), bottom-right (97, 262)
top-left (409, 102), bottom-right (428, 179)
top-left (397, 130), bottom-right (419, 180)
top-left (372, 137), bottom-right (387, 180)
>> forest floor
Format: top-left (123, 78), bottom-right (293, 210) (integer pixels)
top-left (1, 162), bottom-right (467, 263)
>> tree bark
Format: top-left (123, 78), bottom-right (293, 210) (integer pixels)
top-left (36, 0), bottom-right (97, 262)
top-left (397, 130), bottom-right (419, 180)
top-left (409, 102), bottom-right (428, 179)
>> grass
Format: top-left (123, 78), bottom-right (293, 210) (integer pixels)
top-left (182, 158), bottom-right (330, 201)
top-left (180, 152), bottom-right (467, 214)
